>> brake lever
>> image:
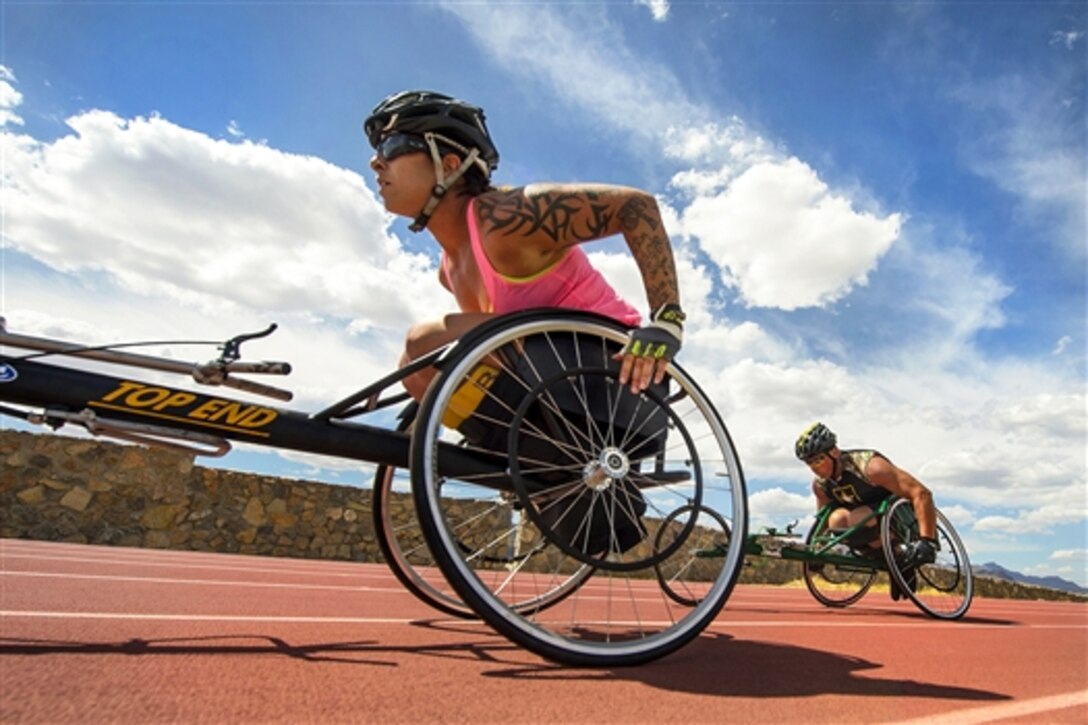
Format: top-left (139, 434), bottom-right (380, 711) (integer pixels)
top-left (218, 323), bottom-right (279, 363)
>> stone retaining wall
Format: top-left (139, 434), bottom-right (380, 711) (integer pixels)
top-left (0, 430), bottom-right (384, 561)
top-left (0, 430), bottom-right (716, 579)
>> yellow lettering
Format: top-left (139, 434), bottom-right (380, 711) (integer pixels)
top-left (208, 400), bottom-right (274, 424)
top-left (236, 408), bottom-right (278, 428)
top-left (190, 398), bottom-right (227, 420)
top-left (152, 391), bottom-right (196, 411)
top-left (100, 381), bottom-right (146, 403)
top-left (125, 387), bottom-right (170, 408)
top-left (207, 401), bottom-right (250, 425)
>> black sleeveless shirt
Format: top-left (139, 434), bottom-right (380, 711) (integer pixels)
top-left (818, 449), bottom-right (893, 509)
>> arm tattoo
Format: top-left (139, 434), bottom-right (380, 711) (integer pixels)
top-left (476, 189), bottom-right (613, 245)
top-left (617, 196), bottom-right (660, 234)
top-left (618, 196), bottom-right (677, 310)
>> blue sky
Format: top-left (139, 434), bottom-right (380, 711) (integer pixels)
top-left (1, 1), bottom-right (1084, 585)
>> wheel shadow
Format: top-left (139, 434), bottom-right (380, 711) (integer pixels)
top-left (876, 610), bottom-right (1018, 626)
top-left (481, 632), bottom-right (1011, 702)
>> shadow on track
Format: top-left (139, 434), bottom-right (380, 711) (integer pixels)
top-left (0, 623), bottom-right (517, 668)
top-left (0, 624), bottom-right (1013, 703)
top-left (480, 632), bottom-right (1012, 703)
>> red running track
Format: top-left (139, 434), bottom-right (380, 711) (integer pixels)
top-left (1, 539), bottom-right (1085, 724)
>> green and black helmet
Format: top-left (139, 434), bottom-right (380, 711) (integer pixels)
top-left (795, 422), bottom-right (837, 460)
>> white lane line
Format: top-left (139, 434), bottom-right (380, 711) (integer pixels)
top-left (4, 571), bottom-right (1086, 624)
top-left (0, 546), bottom-right (373, 566)
top-left (0, 572), bottom-right (678, 606)
top-left (0, 542), bottom-right (370, 565)
top-left (0, 571), bottom-right (659, 604)
top-left (0, 548), bottom-right (391, 574)
top-left (0, 552), bottom-right (395, 580)
top-left (3, 611), bottom-right (1085, 631)
top-left (889, 689), bottom-right (1088, 724)
top-left (707, 620), bottom-right (1088, 629)
top-left (0, 611), bottom-right (415, 624)
top-left (0, 571), bottom-right (406, 594)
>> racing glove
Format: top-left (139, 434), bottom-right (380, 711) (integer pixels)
top-left (903, 537), bottom-right (939, 568)
top-left (621, 303), bottom-right (685, 362)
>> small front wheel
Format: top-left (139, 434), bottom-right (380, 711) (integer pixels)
top-left (654, 504), bottom-right (732, 607)
top-left (373, 409), bottom-right (592, 618)
top-left (371, 412), bottom-right (475, 618)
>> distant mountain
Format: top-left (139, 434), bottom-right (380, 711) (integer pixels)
top-left (974, 562), bottom-right (1088, 595)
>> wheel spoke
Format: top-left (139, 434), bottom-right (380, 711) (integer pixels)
top-left (411, 312), bottom-right (747, 666)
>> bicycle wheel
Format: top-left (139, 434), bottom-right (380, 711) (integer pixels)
top-left (802, 516), bottom-right (876, 608)
top-left (654, 504), bottom-right (732, 607)
top-left (881, 499), bottom-right (973, 620)
top-left (411, 310), bottom-right (747, 667)
top-left (373, 409), bottom-right (593, 618)
top-left (372, 412), bottom-right (474, 618)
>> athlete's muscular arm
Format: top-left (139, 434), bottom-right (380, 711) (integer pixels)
top-left (613, 191), bottom-right (680, 313)
top-left (474, 184), bottom-right (680, 312)
top-left (865, 456), bottom-right (937, 539)
top-left (475, 184), bottom-right (680, 393)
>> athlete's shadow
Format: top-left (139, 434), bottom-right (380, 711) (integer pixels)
top-left (0, 625), bottom-right (518, 668)
top-left (483, 632), bottom-right (1010, 702)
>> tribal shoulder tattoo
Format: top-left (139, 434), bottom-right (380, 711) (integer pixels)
top-left (475, 188), bottom-right (613, 245)
top-left (475, 187), bottom-right (678, 310)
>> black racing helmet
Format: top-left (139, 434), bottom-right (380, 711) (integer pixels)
top-left (795, 422), bottom-right (837, 460)
top-left (364, 90), bottom-right (499, 176)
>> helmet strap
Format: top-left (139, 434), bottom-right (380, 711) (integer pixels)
top-left (829, 450), bottom-right (842, 481)
top-left (408, 133), bottom-right (482, 233)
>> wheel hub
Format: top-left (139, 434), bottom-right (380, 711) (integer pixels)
top-left (582, 447), bottom-right (630, 491)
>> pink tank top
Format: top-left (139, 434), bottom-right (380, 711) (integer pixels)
top-left (442, 198), bottom-right (642, 326)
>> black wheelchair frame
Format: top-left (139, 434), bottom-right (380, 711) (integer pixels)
top-left (0, 309), bottom-right (750, 667)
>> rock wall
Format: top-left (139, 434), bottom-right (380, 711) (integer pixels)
top-left (0, 430), bottom-right (722, 579)
top-left (0, 430), bottom-right (383, 561)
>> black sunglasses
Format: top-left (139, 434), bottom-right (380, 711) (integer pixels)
top-left (375, 133), bottom-right (429, 162)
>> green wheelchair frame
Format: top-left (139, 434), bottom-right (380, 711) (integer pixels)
top-left (656, 496), bottom-right (973, 620)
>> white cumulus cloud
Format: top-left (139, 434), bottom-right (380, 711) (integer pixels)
top-left (0, 64), bottom-right (24, 127)
top-left (682, 158), bottom-right (901, 310)
top-left (2, 110), bottom-right (448, 330)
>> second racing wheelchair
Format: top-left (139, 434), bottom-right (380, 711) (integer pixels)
top-left (654, 495), bottom-right (973, 620)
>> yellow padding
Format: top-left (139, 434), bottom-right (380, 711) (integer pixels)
top-left (442, 363), bottom-right (500, 429)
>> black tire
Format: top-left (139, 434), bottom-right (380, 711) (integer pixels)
top-left (654, 504), bottom-right (732, 607)
top-left (372, 412), bottom-right (475, 618)
top-left (881, 498), bottom-right (974, 620)
top-left (802, 515), bottom-right (876, 608)
top-left (411, 310), bottom-right (747, 666)
top-left (373, 409), bottom-right (592, 618)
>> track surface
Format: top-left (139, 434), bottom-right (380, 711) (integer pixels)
top-left (1, 539), bottom-right (1085, 724)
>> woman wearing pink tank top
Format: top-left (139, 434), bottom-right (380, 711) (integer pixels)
top-left (365, 91), bottom-right (686, 400)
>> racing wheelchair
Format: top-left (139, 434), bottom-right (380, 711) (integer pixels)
top-left (654, 496), bottom-right (973, 620)
top-left (0, 309), bottom-right (749, 666)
